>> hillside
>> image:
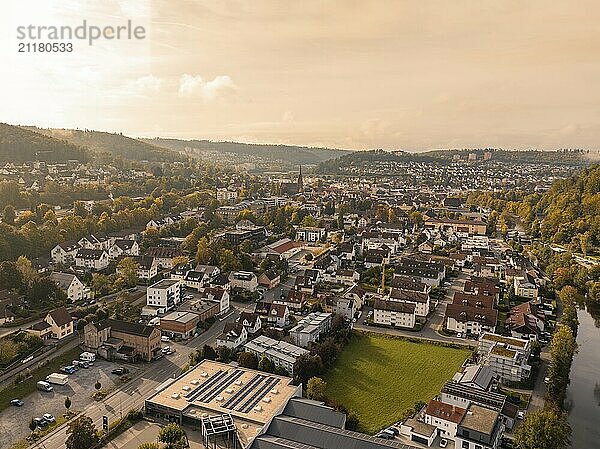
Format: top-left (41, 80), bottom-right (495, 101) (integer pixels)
top-left (25, 128), bottom-right (185, 163)
top-left (0, 123), bottom-right (89, 163)
top-left (315, 149), bottom-right (437, 173)
top-left (143, 137), bottom-right (350, 165)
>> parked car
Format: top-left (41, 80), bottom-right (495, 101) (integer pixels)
top-left (42, 414), bottom-right (56, 423)
top-left (386, 427), bottom-right (399, 437)
top-left (544, 376), bottom-right (551, 385)
top-left (517, 410), bottom-right (526, 420)
top-left (457, 333), bottom-right (463, 338)
top-left (161, 335), bottom-right (170, 342)
top-left (375, 430), bottom-right (394, 440)
top-left (440, 439), bottom-right (448, 448)
top-left (34, 417), bottom-right (49, 428)
top-left (61, 366), bottom-right (76, 375)
top-left (111, 367), bottom-right (130, 375)
top-left (10, 399), bottom-right (24, 407)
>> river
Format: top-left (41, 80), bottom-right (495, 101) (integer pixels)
top-left (567, 303), bottom-right (600, 448)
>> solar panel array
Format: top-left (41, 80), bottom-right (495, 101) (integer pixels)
top-left (237, 377), bottom-right (280, 413)
top-left (185, 370), bottom-right (225, 401)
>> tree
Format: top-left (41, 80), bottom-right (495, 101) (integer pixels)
top-left (217, 345), bottom-right (233, 363)
top-left (0, 261), bottom-right (23, 290)
top-left (195, 237), bottom-right (214, 264)
top-left (294, 354), bottom-right (323, 385)
top-left (547, 325), bottom-right (577, 406)
top-left (116, 257), bottom-right (139, 288)
top-left (202, 344), bottom-right (216, 361)
top-left (258, 356), bottom-right (274, 373)
top-left (64, 396), bottom-right (72, 414)
top-left (238, 352), bottom-right (258, 370)
top-left (16, 255), bottom-right (39, 285)
top-left (65, 415), bottom-right (99, 449)
top-left (306, 377), bottom-right (327, 401)
top-left (514, 408), bottom-right (571, 449)
top-left (95, 380), bottom-right (102, 391)
top-left (219, 249), bottom-right (240, 273)
top-left (29, 417), bottom-right (37, 433)
top-left (158, 422), bottom-right (186, 449)
top-left (2, 205), bottom-right (15, 226)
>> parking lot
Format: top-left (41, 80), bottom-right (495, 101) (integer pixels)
top-left (0, 358), bottom-right (139, 448)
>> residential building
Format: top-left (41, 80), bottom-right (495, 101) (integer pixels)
top-left (388, 288), bottom-right (430, 317)
top-left (83, 319), bottom-right (161, 362)
top-left (49, 272), bottom-right (86, 302)
top-left (237, 312), bottom-right (262, 335)
top-left (51, 241), bottom-right (80, 265)
top-left (455, 404), bottom-right (504, 449)
top-left (243, 335), bottom-right (309, 375)
top-left (452, 365), bottom-right (496, 391)
top-left (145, 279), bottom-right (183, 315)
top-left (74, 248), bottom-right (110, 271)
top-left (505, 301), bottom-right (545, 338)
top-left (513, 274), bottom-right (538, 300)
top-left (28, 306), bottom-right (73, 340)
top-left (255, 301), bottom-right (290, 328)
top-left (295, 227), bottom-right (325, 243)
top-left (373, 299), bottom-right (416, 329)
top-left (445, 303), bottom-right (498, 336)
top-left (229, 271), bottom-right (258, 292)
top-left (424, 399), bottom-right (466, 438)
top-left (145, 246), bottom-right (182, 269)
top-left (197, 287), bottom-right (230, 314)
top-left (289, 312), bottom-right (332, 347)
top-left (108, 239), bottom-right (140, 259)
top-left (216, 323), bottom-right (248, 349)
top-left (257, 270), bottom-right (280, 289)
top-left (478, 333), bottom-right (532, 382)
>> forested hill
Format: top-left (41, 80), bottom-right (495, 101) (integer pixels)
top-left (315, 149), bottom-right (436, 173)
top-left (468, 164), bottom-right (600, 249)
top-left (0, 123), bottom-right (89, 163)
top-left (143, 137), bottom-right (350, 165)
top-left (25, 128), bottom-right (185, 162)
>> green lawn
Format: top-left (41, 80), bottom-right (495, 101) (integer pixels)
top-left (325, 333), bottom-right (470, 434)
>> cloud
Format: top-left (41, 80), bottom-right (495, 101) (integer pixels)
top-left (178, 74), bottom-right (238, 101)
top-left (129, 74), bottom-right (163, 95)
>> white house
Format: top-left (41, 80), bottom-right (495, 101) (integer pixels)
top-left (51, 241), bottom-right (80, 265)
top-left (198, 287), bottom-right (230, 314)
top-left (145, 279), bottom-right (183, 315)
top-left (216, 323), bottom-right (248, 349)
top-left (49, 272), bottom-right (87, 302)
top-left (424, 399), bottom-right (466, 439)
top-left (513, 274), bottom-right (538, 300)
top-left (75, 249), bottom-right (110, 271)
top-left (237, 312), bottom-right (262, 335)
top-left (109, 239), bottom-right (140, 259)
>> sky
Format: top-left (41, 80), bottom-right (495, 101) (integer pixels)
top-left (1, 0), bottom-right (600, 151)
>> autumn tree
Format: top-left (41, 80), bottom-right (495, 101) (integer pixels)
top-left (306, 377), bottom-right (327, 401)
top-left (65, 415), bottom-right (99, 449)
top-left (514, 408), bottom-right (571, 449)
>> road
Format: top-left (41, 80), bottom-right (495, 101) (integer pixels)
top-left (31, 307), bottom-right (240, 449)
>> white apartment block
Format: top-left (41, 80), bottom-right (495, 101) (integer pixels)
top-left (373, 299), bottom-right (416, 329)
top-left (146, 279), bottom-right (183, 315)
top-left (289, 312), bottom-right (332, 347)
top-left (243, 335), bottom-right (308, 376)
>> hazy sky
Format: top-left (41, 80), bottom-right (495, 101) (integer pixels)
top-left (2, 0), bottom-right (600, 150)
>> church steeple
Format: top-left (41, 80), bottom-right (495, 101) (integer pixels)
top-left (297, 165), bottom-right (304, 192)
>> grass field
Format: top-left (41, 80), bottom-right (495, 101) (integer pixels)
top-left (325, 333), bottom-right (470, 434)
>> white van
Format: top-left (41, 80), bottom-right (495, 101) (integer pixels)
top-left (79, 352), bottom-right (96, 363)
top-left (36, 380), bottom-right (53, 392)
top-left (161, 335), bottom-right (170, 342)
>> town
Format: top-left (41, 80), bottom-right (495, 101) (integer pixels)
top-left (0, 128), bottom-right (596, 449)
